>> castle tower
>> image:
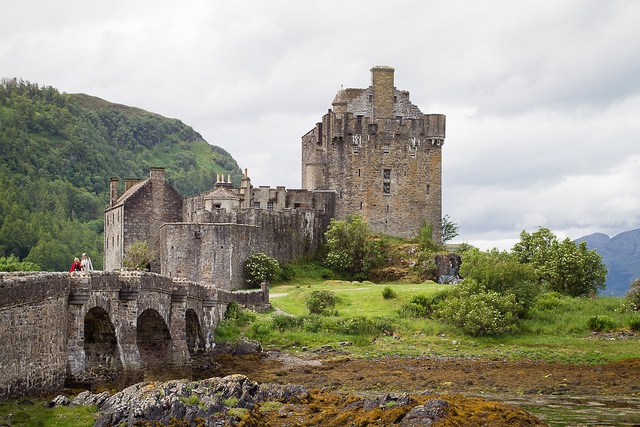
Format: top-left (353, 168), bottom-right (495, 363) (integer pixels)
top-left (301, 66), bottom-right (446, 241)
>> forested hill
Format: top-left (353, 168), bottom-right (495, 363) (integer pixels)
top-left (0, 77), bottom-right (242, 272)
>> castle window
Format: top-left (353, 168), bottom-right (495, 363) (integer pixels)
top-left (383, 169), bottom-right (391, 181)
top-left (369, 94), bottom-right (373, 102)
top-left (396, 115), bottom-right (403, 125)
top-left (353, 146), bottom-right (359, 154)
top-left (253, 201), bottom-right (261, 208)
top-left (360, 201), bottom-right (363, 209)
top-left (394, 95), bottom-right (397, 103)
top-left (383, 145), bottom-right (390, 154)
top-left (267, 201), bottom-right (274, 210)
top-left (356, 115), bottom-right (363, 125)
top-left (426, 184), bottom-right (430, 197)
top-left (386, 205), bottom-right (389, 213)
top-left (383, 183), bottom-right (390, 194)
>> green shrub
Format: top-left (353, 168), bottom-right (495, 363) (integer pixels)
top-left (224, 301), bottom-right (256, 326)
top-left (272, 314), bottom-right (303, 331)
top-left (306, 290), bottom-right (339, 315)
top-left (276, 263), bottom-right (296, 282)
top-left (302, 314), bottom-right (324, 333)
top-left (629, 313), bottom-right (640, 332)
top-left (624, 279), bottom-right (640, 312)
top-left (334, 316), bottom-right (377, 335)
top-left (586, 315), bottom-right (616, 332)
top-left (397, 290), bottom-right (450, 318)
top-left (246, 321), bottom-right (271, 339)
top-left (434, 279), bottom-right (522, 336)
top-left (244, 253), bottom-right (281, 287)
top-left (382, 287), bottom-right (396, 299)
top-left (460, 248), bottom-right (537, 315)
top-left (535, 292), bottom-right (572, 311)
top-left (214, 318), bottom-right (240, 341)
top-left (320, 268), bottom-right (334, 279)
top-left (398, 302), bottom-right (427, 318)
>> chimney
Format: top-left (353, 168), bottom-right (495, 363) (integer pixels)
top-left (109, 178), bottom-right (119, 207)
top-left (150, 167), bottom-right (165, 181)
top-left (125, 178), bottom-right (141, 191)
top-left (371, 66), bottom-right (395, 119)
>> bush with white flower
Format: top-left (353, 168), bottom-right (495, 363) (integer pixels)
top-left (435, 279), bottom-right (522, 336)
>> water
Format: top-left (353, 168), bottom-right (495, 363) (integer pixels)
top-left (501, 395), bottom-right (640, 427)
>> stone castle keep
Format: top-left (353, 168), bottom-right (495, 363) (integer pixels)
top-left (302, 66), bottom-right (446, 240)
top-left (104, 66), bottom-right (446, 290)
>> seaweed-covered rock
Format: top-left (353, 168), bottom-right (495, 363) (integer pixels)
top-left (399, 399), bottom-right (449, 426)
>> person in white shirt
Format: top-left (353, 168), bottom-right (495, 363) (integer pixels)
top-left (81, 253), bottom-right (93, 271)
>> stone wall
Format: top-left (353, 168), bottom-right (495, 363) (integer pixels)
top-left (0, 272), bottom-right (70, 400)
top-left (162, 206), bottom-right (335, 290)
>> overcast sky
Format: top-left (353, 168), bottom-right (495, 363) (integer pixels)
top-left (3, 0), bottom-right (640, 250)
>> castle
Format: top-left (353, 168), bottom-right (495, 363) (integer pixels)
top-left (104, 66), bottom-right (446, 289)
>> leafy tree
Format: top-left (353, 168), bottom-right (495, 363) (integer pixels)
top-left (512, 227), bottom-right (607, 297)
top-left (121, 241), bottom-right (155, 270)
top-left (24, 236), bottom-right (72, 272)
top-left (244, 253), bottom-right (281, 287)
top-left (324, 214), bottom-right (385, 279)
top-left (441, 214), bottom-right (459, 243)
top-left (0, 254), bottom-right (40, 272)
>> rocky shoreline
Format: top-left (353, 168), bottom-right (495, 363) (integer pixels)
top-left (50, 374), bottom-right (544, 426)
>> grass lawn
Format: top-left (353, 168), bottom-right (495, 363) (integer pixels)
top-left (253, 279), bottom-right (640, 365)
top-left (270, 280), bottom-right (449, 317)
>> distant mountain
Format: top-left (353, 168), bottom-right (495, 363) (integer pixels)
top-left (575, 229), bottom-right (640, 296)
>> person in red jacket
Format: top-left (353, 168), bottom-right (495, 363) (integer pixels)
top-left (70, 257), bottom-right (82, 272)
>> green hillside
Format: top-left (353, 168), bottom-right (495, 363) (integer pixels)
top-left (0, 77), bottom-right (242, 271)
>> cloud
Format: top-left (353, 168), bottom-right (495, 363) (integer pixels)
top-left (2, 0), bottom-right (640, 250)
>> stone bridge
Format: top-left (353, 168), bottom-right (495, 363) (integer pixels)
top-left (0, 271), bottom-right (269, 400)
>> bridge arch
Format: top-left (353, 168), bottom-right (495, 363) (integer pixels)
top-left (136, 308), bottom-right (172, 366)
top-left (185, 308), bottom-right (205, 356)
top-left (84, 307), bottom-right (119, 369)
